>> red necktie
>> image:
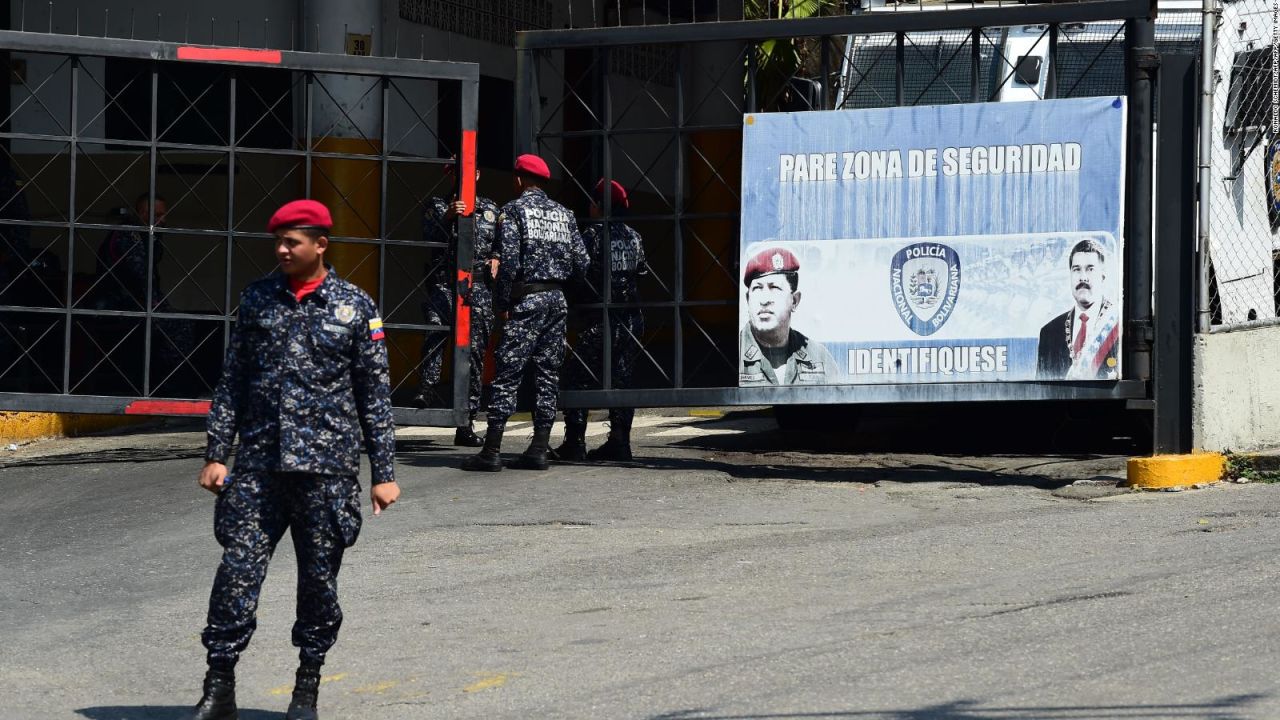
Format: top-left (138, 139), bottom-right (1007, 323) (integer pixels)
top-left (1072, 313), bottom-right (1089, 357)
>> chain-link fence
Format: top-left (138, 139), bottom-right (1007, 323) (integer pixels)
top-left (1204, 0), bottom-right (1275, 329)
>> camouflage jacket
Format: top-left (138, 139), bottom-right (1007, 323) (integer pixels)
top-left (578, 220), bottom-right (647, 305)
top-left (205, 269), bottom-right (396, 484)
top-left (493, 187), bottom-right (590, 311)
top-left (423, 195), bottom-right (500, 281)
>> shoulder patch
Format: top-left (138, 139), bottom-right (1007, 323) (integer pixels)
top-left (368, 317), bottom-right (385, 342)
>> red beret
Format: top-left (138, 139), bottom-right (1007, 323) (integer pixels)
top-left (514, 153), bottom-right (551, 179)
top-left (743, 246), bottom-right (800, 286)
top-left (593, 178), bottom-right (628, 209)
top-left (267, 199), bottom-right (332, 233)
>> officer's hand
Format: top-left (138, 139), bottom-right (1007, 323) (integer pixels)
top-left (198, 461), bottom-right (229, 494)
top-left (450, 200), bottom-right (467, 218)
top-left (371, 481), bottom-right (400, 516)
top-left (486, 258), bottom-right (499, 279)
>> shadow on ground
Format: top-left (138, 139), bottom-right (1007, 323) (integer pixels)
top-left (77, 707), bottom-right (282, 720)
top-left (648, 694), bottom-right (1267, 719)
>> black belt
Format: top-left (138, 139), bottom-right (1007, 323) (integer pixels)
top-left (512, 281), bottom-right (563, 299)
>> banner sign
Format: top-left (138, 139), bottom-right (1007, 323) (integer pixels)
top-left (738, 97), bottom-right (1126, 386)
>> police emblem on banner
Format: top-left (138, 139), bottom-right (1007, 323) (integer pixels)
top-left (1267, 136), bottom-right (1280, 232)
top-left (889, 242), bottom-right (961, 336)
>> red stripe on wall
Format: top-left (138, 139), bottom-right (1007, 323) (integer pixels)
top-left (125, 400), bottom-right (212, 416)
top-left (176, 47), bottom-right (283, 64)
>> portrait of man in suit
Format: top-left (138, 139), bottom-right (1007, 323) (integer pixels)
top-left (1036, 238), bottom-right (1120, 380)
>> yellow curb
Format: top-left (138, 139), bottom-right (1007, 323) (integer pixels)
top-left (1125, 453), bottom-right (1226, 489)
top-left (688, 409), bottom-right (724, 418)
top-left (0, 411), bottom-right (150, 445)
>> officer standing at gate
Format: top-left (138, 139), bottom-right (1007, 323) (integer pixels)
top-left (414, 161), bottom-right (501, 446)
top-left (190, 199), bottom-right (400, 720)
top-left (461, 154), bottom-right (589, 472)
top-left (555, 179), bottom-right (647, 462)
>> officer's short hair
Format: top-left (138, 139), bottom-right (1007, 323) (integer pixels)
top-left (516, 170), bottom-right (545, 185)
top-left (748, 271), bottom-right (799, 294)
top-left (297, 227), bottom-right (328, 242)
top-left (1068, 239), bottom-right (1106, 267)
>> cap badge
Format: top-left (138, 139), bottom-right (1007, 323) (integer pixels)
top-left (771, 253), bottom-right (784, 271)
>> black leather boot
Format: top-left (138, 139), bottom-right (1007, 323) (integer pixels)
top-left (586, 417), bottom-right (632, 461)
top-left (509, 426), bottom-right (552, 470)
top-left (189, 667), bottom-right (237, 720)
top-left (454, 423), bottom-right (484, 447)
top-left (461, 423), bottom-right (504, 472)
top-left (550, 422), bottom-right (587, 462)
top-left (285, 662), bottom-right (322, 720)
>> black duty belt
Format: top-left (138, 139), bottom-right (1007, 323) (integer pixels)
top-left (511, 281), bottom-right (563, 299)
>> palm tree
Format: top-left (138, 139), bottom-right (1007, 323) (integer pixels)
top-left (744, 0), bottom-right (846, 111)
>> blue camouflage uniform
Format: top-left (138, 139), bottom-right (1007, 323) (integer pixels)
top-left (563, 220), bottom-right (647, 436)
top-left (418, 195), bottom-right (499, 417)
top-left (201, 268), bottom-right (394, 669)
top-left (488, 187), bottom-right (590, 430)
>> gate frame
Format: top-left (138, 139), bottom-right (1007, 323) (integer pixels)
top-left (515, 0), bottom-right (1182, 416)
top-left (0, 30), bottom-right (481, 427)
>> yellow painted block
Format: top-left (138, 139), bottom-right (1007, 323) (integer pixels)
top-left (1125, 453), bottom-right (1226, 489)
top-left (0, 412), bottom-right (149, 445)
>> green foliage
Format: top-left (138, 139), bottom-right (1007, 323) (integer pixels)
top-left (743, 1), bottom-right (844, 111)
top-left (1224, 453), bottom-right (1280, 483)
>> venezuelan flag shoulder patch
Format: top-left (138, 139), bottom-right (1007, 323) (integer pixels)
top-left (369, 317), bottom-right (385, 341)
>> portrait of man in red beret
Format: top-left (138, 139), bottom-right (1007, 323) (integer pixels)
top-left (739, 245), bottom-right (840, 386)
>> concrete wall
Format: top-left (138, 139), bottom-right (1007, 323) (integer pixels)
top-left (1194, 325), bottom-right (1280, 451)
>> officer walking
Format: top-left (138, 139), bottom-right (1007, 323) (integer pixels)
top-left (461, 154), bottom-right (589, 472)
top-left (555, 179), bottom-right (647, 462)
top-left (190, 199), bottom-right (401, 720)
top-left (414, 162), bottom-right (501, 446)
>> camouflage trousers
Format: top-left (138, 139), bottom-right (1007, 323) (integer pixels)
top-left (487, 289), bottom-right (568, 430)
top-left (562, 309), bottom-right (644, 435)
top-left (202, 471), bottom-right (362, 668)
top-left (419, 278), bottom-right (494, 418)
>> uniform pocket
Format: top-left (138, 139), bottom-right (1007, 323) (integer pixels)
top-left (329, 481), bottom-right (363, 548)
top-left (212, 482), bottom-right (239, 547)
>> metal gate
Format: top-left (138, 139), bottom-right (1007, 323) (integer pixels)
top-left (0, 31), bottom-right (479, 427)
top-left (515, 0), bottom-right (1175, 412)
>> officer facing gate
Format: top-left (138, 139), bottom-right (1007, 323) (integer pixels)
top-left (191, 199), bottom-right (401, 720)
top-left (461, 153), bottom-right (589, 472)
top-left (555, 179), bottom-right (648, 462)
top-left (415, 160), bottom-right (502, 447)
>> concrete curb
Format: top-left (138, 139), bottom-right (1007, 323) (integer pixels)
top-left (1125, 453), bottom-right (1226, 490)
top-left (0, 412), bottom-right (151, 445)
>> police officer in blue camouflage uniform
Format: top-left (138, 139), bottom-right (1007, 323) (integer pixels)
top-left (414, 162), bottom-right (501, 447)
top-left (555, 179), bottom-right (647, 462)
top-left (461, 154), bottom-right (589, 472)
top-left (190, 199), bottom-right (401, 720)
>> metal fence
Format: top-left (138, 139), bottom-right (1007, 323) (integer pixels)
top-left (1203, 0), bottom-right (1276, 331)
top-left (0, 31), bottom-right (480, 425)
top-left (516, 0), bottom-right (1157, 410)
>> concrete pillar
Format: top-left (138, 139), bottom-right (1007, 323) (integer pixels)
top-left (302, 0), bottom-right (381, 295)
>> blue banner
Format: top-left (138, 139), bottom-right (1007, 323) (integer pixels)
top-left (737, 98), bottom-right (1126, 386)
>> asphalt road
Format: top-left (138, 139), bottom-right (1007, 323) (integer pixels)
top-left (0, 410), bottom-right (1275, 720)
